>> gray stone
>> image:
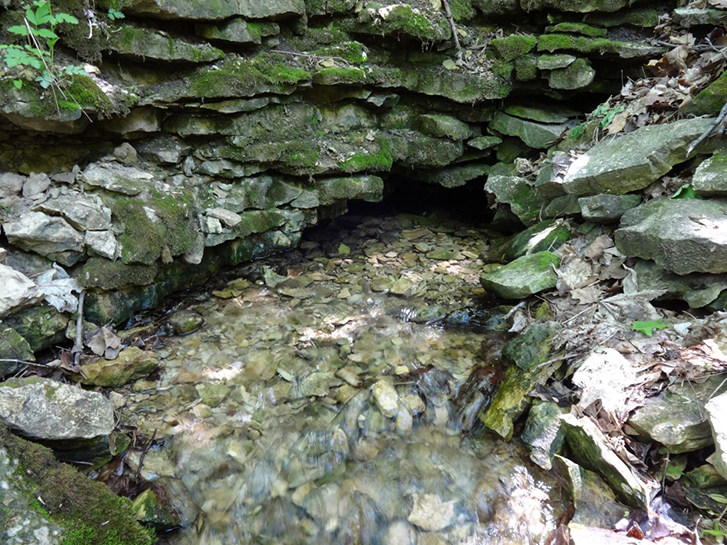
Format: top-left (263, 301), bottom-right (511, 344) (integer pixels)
top-left (98, 0), bottom-right (305, 21)
top-left (407, 493), bottom-right (455, 532)
top-left (0, 264), bottom-right (41, 317)
top-left (82, 346), bottom-right (159, 388)
top-left (227, 176), bottom-right (303, 210)
top-left (537, 54), bottom-right (577, 70)
top-left (105, 24), bottom-right (223, 62)
top-left (113, 142), bottom-right (139, 164)
top-left (195, 19), bottom-right (279, 44)
top-left (523, 0), bottom-right (629, 12)
top-left (561, 413), bottom-right (647, 507)
top-left (467, 135), bottom-right (502, 150)
top-left (673, 7), bottom-right (727, 27)
top-left (372, 380), bottom-right (398, 418)
top-left (484, 174), bottom-right (545, 224)
top-left (22, 173), bottom-right (51, 197)
top-left (85, 230), bottom-right (120, 260)
top-left (103, 108), bottom-right (163, 135)
top-left (167, 310), bottom-right (204, 335)
top-left (547, 58), bottom-right (595, 90)
top-left (4, 212), bottom-right (84, 266)
top-left (633, 259), bottom-right (727, 308)
top-left (490, 110), bottom-right (570, 149)
top-left (706, 392), bottom-right (727, 480)
top-left (81, 162), bottom-right (154, 195)
top-left (410, 163), bottom-right (490, 188)
top-left (36, 196), bottom-right (112, 231)
top-left (417, 114), bottom-right (473, 140)
top-left (562, 117), bottom-right (718, 196)
top-left (615, 198), bottom-right (727, 275)
top-left (629, 374), bottom-right (727, 454)
top-left (207, 208), bottom-right (242, 227)
top-left (0, 327), bottom-right (34, 378)
top-left (480, 251), bottom-right (560, 299)
top-left (578, 193), bottom-right (640, 223)
top-left (137, 136), bottom-right (190, 164)
top-left (316, 176), bottom-right (384, 205)
top-left (522, 402), bottom-right (566, 470)
top-left (196, 160), bottom-right (266, 179)
top-left (693, 152), bottom-right (727, 197)
top-left (0, 447), bottom-right (63, 545)
top-left (0, 377), bottom-right (114, 441)
top-left (0, 173), bottom-right (25, 197)
top-left (503, 103), bottom-right (580, 124)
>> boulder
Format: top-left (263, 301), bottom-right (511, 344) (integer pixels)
top-left (4, 212), bottom-right (84, 266)
top-left (578, 194), bottom-right (640, 223)
top-left (682, 61), bottom-right (727, 116)
top-left (5, 306), bottom-right (69, 352)
top-left (629, 374), bottom-right (727, 454)
top-left (132, 488), bottom-right (180, 531)
top-left (561, 117), bottom-right (719, 196)
top-left (490, 110), bottom-right (570, 148)
top-left (480, 251), bottom-right (560, 299)
top-left (615, 198), bottom-right (727, 275)
top-left (693, 152), bottom-right (727, 197)
top-left (0, 172), bottom-right (25, 197)
top-left (561, 413), bottom-right (648, 507)
top-left (22, 172), bottom-right (51, 197)
top-left (82, 346), bottom-right (159, 388)
top-left (0, 377), bottom-right (114, 442)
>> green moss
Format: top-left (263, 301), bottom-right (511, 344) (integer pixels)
top-left (66, 74), bottom-right (115, 117)
top-left (353, 4), bottom-right (450, 42)
top-left (339, 140), bottom-right (394, 173)
top-left (683, 69), bottom-right (727, 116)
top-left (450, 0), bottom-right (476, 21)
top-left (544, 22), bottom-right (607, 37)
top-left (490, 34), bottom-right (538, 61)
top-left (313, 66), bottom-right (368, 85)
top-left (1, 426), bottom-right (154, 545)
top-left (313, 41), bottom-right (368, 64)
top-left (537, 34), bottom-right (661, 58)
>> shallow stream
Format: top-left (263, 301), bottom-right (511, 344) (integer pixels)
top-left (115, 209), bottom-right (566, 545)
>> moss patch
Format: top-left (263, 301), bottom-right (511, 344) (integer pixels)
top-left (1, 426), bottom-right (154, 545)
top-left (490, 34), bottom-right (538, 61)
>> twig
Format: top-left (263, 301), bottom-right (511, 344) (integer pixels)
top-left (135, 429), bottom-right (157, 482)
top-left (686, 102), bottom-right (727, 155)
top-left (72, 291), bottom-right (85, 367)
top-left (441, 0), bottom-right (464, 62)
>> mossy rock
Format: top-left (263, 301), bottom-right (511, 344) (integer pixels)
top-left (683, 68), bottom-right (727, 116)
top-left (547, 57), bottom-right (595, 90)
top-left (489, 219), bottom-right (571, 261)
top-left (416, 114), bottom-right (473, 140)
top-left (351, 4), bottom-right (451, 42)
top-left (104, 23), bottom-right (224, 62)
top-left (537, 34), bottom-right (663, 59)
top-left (82, 346), bottom-right (159, 388)
top-left (0, 425), bottom-right (154, 545)
top-left (490, 34), bottom-right (537, 62)
top-left (79, 258), bottom-right (159, 290)
top-left (544, 22), bottom-right (607, 37)
top-left (0, 327), bottom-right (34, 377)
top-left (480, 251), bottom-right (560, 299)
top-left (195, 19), bottom-right (280, 44)
top-left (4, 305), bottom-right (69, 352)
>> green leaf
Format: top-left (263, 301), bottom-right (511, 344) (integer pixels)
top-left (55, 13), bottom-right (79, 25)
top-left (13, 79), bottom-right (23, 89)
top-left (7, 25), bottom-right (29, 36)
top-left (665, 465), bottom-right (683, 479)
top-left (708, 493), bottom-right (727, 504)
top-left (671, 184), bottom-right (700, 200)
top-left (631, 319), bottom-right (669, 337)
top-left (35, 28), bottom-right (58, 40)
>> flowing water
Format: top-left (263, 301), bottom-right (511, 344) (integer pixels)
top-left (115, 209), bottom-right (566, 545)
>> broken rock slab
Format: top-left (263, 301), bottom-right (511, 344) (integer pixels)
top-left (0, 377), bottom-right (114, 443)
top-left (561, 117), bottom-right (719, 196)
top-left (4, 212), bottom-right (85, 266)
top-left (629, 374), bottom-right (727, 454)
top-left (615, 198), bottom-right (727, 275)
top-left (561, 413), bottom-right (648, 507)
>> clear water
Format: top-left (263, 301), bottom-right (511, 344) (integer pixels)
top-left (116, 212), bottom-right (565, 545)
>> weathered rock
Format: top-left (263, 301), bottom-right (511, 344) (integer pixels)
top-left (693, 152), bottom-right (727, 197)
top-left (537, 54), bottom-right (577, 70)
top-left (417, 114), bottom-right (472, 140)
top-left (207, 208), bottom-right (242, 227)
top-left (480, 251), bottom-right (560, 299)
top-left (132, 488), bottom-right (180, 531)
top-left (707, 392), bottom-right (727, 481)
top-left (81, 162), bottom-right (154, 196)
top-left (629, 374), bottom-right (727, 454)
top-left (0, 377), bottom-right (114, 442)
top-left (80, 258), bottom-right (158, 290)
top-left (85, 230), bottom-right (120, 260)
top-left (4, 305), bottom-right (68, 353)
top-left (490, 110), bottom-right (570, 148)
top-left (4, 212), bottom-right (84, 266)
top-left (562, 117), bottom-right (718, 196)
top-left (547, 58), bottom-right (595, 90)
top-left (552, 456), bottom-right (628, 528)
top-left (103, 108), bottom-right (164, 136)
top-left (105, 24), bottom-right (223, 62)
top-left (316, 175), bottom-right (384, 205)
top-left (632, 259), bottom-right (727, 308)
top-left (195, 19), bottom-right (280, 44)
top-left (578, 193), bottom-right (640, 223)
top-left (167, 310), bottom-right (204, 335)
top-left (407, 493), bottom-right (455, 532)
top-left (98, 0), bottom-right (305, 20)
top-left (573, 348), bottom-right (637, 418)
top-left (22, 172), bottom-right (51, 197)
top-left (525, 0), bottom-right (629, 12)
top-left (82, 346), bottom-right (159, 387)
top-left (561, 413), bottom-right (648, 507)
top-left (674, 7), bottom-right (727, 28)
top-left (36, 196), bottom-right (112, 231)
top-left (0, 264), bottom-right (41, 317)
top-left (0, 327), bottom-right (34, 378)
top-left (522, 402), bottom-right (566, 470)
top-left (0, 172), bottom-right (25, 197)
top-left (489, 219), bottom-right (571, 261)
top-left (615, 198), bottom-right (727, 275)
top-left (683, 68), bottom-right (727, 116)
top-left (372, 380), bottom-right (398, 418)
top-left (484, 173), bottom-right (545, 224)
top-left (410, 163), bottom-right (490, 188)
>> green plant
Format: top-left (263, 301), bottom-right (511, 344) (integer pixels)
top-left (570, 101), bottom-right (625, 139)
top-left (107, 7), bottom-right (125, 21)
top-left (631, 319), bottom-right (668, 337)
top-left (0, 1), bottom-right (86, 95)
top-left (672, 183), bottom-right (701, 200)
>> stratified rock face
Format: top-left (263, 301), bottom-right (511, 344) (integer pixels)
top-left (0, 377), bottom-right (114, 442)
top-left (561, 118), bottom-right (718, 196)
top-left (615, 199), bottom-right (727, 275)
top-left (97, 0), bottom-right (305, 20)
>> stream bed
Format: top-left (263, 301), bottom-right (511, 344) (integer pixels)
top-left (114, 209), bottom-right (568, 545)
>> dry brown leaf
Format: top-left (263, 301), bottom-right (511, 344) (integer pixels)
top-left (607, 111), bottom-right (629, 134)
top-left (571, 285), bottom-right (601, 304)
